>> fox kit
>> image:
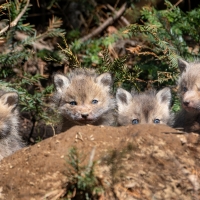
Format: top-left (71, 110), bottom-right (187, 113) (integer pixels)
top-left (174, 59), bottom-right (200, 133)
top-left (52, 68), bottom-right (116, 132)
top-left (116, 87), bottom-right (172, 126)
top-left (0, 90), bottom-right (24, 161)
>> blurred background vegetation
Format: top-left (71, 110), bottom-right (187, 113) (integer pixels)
top-left (0, 0), bottom-right (199, 140)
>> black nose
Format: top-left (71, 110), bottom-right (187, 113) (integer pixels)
top-left (183, 100), bottom-right (189, 106)
top-left (81, 113), bottom-right (89, 119)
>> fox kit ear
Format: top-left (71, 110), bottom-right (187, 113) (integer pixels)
top-left (53, 74), bottom-right (70, 92)
top-left (96, 73), bottom-right (112, 88)
top-left (0, 92), bottom-right (19, 110)
top-left (116, 88), bottom-right (132, 106)
top-left (178, 58), bottom-right (189, 73)
top-left (156, 87), bottom-right (171, 107)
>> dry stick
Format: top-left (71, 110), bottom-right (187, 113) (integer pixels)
top-left (87, 147), bottom-right (96, 172)
top-left (107, 4), bottom-right (130, 26)
top-left (114, 0), bottom-right (120, 9)
top-left (79, 2), bottom-right (127, 43)
top-left (188, 0), bottom-right (191, 11)
top-left (0, 0), bottom-right (30, 35)
top-left (174, 0), bottom-right (183, 7)
top-left (14, 31), bottom-right (53, 50)
top-left (169, 0), bottom-right (183, 11)
top-left (50, 124), bottom-right (56, 136)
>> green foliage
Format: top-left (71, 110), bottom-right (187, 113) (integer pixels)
top-left (69, 0), bottom-right (200, 91)
top-left (66, 29), bottom-right (80, 41)
top-left (65, 147), bottom-right (104, 200)
top-left (71, 39), bottom-right (103, 67)
top-left (57, 37), bottom-right (81, 68)
top-left (0, 51), bottom-right (31, 66)
top-left (0, 1), bottom-right (65, 68)
top-left (124, 0), bottom-right (200, 84)
top-left (171, 91), bottom-right (181, 113)
top-left (0, 0), bottom-right (65, 138)
top-left (0, 74), bottom-right (58, 126)
top-left (98, 49), bottom-right (143, 91)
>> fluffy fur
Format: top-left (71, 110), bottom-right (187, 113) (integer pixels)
top-left (174, 59), bottom-right (200, 133)
top-left (116, 87), bottom-right (173, 126)
top-left (52, 68), bottom-right (116, 132)
top-left (0, 90), bottom-right (24, 161)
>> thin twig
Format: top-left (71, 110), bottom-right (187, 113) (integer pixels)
top-left (107, 4), bottom-right (130, 26)
top-left (14, 31), bottom-right (53, 50)
top-left (188, 0), bottom-right (191, 11)
top-left (87, 147), bottom-right (96, 171)
top-left (0, 0), bottom-right (30, 35)
top-left (174, 0), bottom-right (183, 7)
top-left (169, 0), bottom-right (183, 11)
top-left (50, 123), bottom-right (56, 136)
top-left (114, 0), bottom-right (120, 9)
top-left (79, 2), bottom-right (127, 43)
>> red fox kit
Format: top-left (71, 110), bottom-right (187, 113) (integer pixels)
top-left (52, 68), bottom-right (116, 132)
top-left (116, 87), bottom-right (172, 126)
top-left (174, 59), bottom-right (200, 133)
top-left (0, 90), bottom-right (24, 161)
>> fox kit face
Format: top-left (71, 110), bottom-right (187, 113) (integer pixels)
top-left (116, 87), bottom-right (171, 126)
top-left (178, 59), bottom-right (200, 113)
top-left (53, 69), bottom-right (114, 125)
top-left (0, 91), bottom-right (19, 138)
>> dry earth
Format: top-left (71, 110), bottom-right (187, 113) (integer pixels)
top-left (0, 124), bottom-right (200, 200)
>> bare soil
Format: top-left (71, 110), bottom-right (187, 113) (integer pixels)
top-left (0, 124), bottom-right (200, 200)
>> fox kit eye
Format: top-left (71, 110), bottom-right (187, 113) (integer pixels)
top-left (70, 101), bottom-right (77, 105)
top-left (132, 119), bottom-right (139, 125)
top-left (153, 119), bottom-right (160, 124)
top-left (183, 87), bottom-right (187, 92)
top-left (92, 99), bottom-right (98, 104)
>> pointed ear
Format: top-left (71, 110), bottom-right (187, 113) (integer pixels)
top-left (178, 58), bottom-right (189, 73)
top-left (96, 72), bottom-right (112, 88)
top-left (53, 73), bottom-right (70, 93)
top-left (0, 92), bottom-right (19, 110)
top-left (116, 88), bottom-right (132, 105)
top-left (156, 87), bottom-right (171, 107)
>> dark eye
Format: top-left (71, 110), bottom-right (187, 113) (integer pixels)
top-left (69, 101), bottom-right (77, 105)
top-left (153, 119), bottom-right (160, 124)
top-left (183, 87), bottom-right (187, 92)
top-left (92, 99), bottom-right (98, 104)
top-left (132, 119), bottom-right (139, 125)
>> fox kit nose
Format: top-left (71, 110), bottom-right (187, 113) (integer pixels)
top-left (183, 100), bottom-right (190, 106)
top-left (81, 113), bottom-right (89, 119)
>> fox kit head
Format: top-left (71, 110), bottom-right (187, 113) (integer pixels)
top-left (116, 87), bottom-right (172, 126)
top-left (53, 68), bottom-right (114, 125)
top-left (178, 59), bottom-right (200, 113)
top-left (0, 91), bottom-right (19, 138)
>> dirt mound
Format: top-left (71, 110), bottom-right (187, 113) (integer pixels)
top-left (0, 124), bottom-right (200, 199)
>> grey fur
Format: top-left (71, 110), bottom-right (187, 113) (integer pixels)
top-left (174, 59), bottom-right (200, 133)
top-left (52, 68), bottom-right (116, 132)
top-left (0, 90), bottom-right (25, 161)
